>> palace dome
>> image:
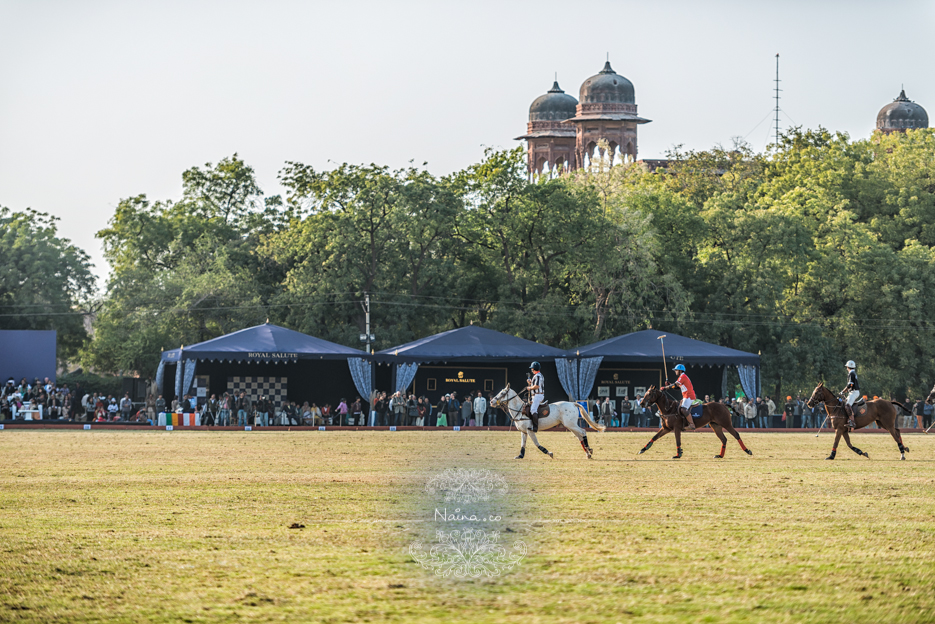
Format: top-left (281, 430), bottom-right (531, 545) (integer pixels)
top-left (529, 81), bottom-right (578, 122)
top-left (579, 61), bottom-right (635, 105)
top-left (876, 90), bottom-right (928, 132)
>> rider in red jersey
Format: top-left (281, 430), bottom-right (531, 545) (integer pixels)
top-left (663, 364), bottom-right (696, 431)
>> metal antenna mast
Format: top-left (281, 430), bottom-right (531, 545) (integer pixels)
top-left (773, 53), bottom-right (782, 146)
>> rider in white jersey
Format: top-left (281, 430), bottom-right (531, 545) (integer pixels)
top-left (527, 361), bottom-right (544, 432)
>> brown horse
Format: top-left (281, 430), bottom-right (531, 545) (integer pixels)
top-left (806, 382), bottom-right (910, 460)
top-left (637, 386), bottom-right (753, 459)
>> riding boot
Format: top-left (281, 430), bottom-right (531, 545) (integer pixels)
top-left (531, 412), bottom-right (538, 433)
top-left (845, 404), bottom-right (856, 430)
top-left (680, 407), bottom-right (695, 430)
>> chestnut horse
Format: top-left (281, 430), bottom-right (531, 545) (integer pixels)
top-left (805, 382), bottom-right (910, 460)
top-left (637, 386), bottom-right (753, 459)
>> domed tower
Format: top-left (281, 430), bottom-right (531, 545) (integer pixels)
top-left (563, 61), bottom-right (651, 167)
top-left (876, 89), bottom-right (928, 133)
top-left (515, 80), bottom-right (578, 177)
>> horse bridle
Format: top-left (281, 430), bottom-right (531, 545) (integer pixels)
top-left (492, 388), bottom-right (528, 424)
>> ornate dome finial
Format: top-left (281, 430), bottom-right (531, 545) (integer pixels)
top-left (600, 60), bottom-right (615, 75)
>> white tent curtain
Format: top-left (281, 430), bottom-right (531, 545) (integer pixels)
top-left (182, 359), bottom-right (197, 397)
top-left (395, 363), bottom-right (419, 394)
top-left (174, 360), bottom-right (184, 399)
top-left (348, 358), bottom-right (372, 403)
top-left (555, 358), bottom-right (578, 399)
top-left (155, 360), bottom-right (165, 397)
top-left (577, 357), bottom-right (603, 399)
top-left (738, 364), bottom-right (757, 399)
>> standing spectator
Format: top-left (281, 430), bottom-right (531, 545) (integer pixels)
top-left (254, 396), bottom-right (271, 427)
top-left (416, 396), bottom-right (426, 426)
top-left (620, 397), bottom-right (631, 428)
top-left (351, 397), bottom-right (362, 426)
top-left (107, 398), bottom-right (120, 420)
top-left (460, 394), bottom-right (473, 426)
top-left (375, 392), bottom-right (388, 426)
top-left (203, 394), bottom-right (218, 426)
top-left (473, 391), bottom-right (487, 426)
top-left (336, 398), bottom-right (348, 426)
top-left (743, 398), bottom-right (756, 428)
top-left (487, 393), bottom-right (499, 426)
top-left (756, 397), bottom-right (769, 429)
top-left (436, 394), bottom-right (449, 427)
top-left (236, 391), bottom-right (251, 427)
top-left (923, 400), bottom-right (933, 430)
top-left (403, 393), bottom-right (415, 426)
top-left (217, 393), bottom-right (231, 426)
top-left (120, 393), bottom-right (133, 420)
top-left (784, 396), bottom-right (795, 429)
top-left (912, 398), bottom-right (925, 429)
top-left (600, 397), bottom-right (613, 427)
top-left (448, 393), bottom-right (461, 427)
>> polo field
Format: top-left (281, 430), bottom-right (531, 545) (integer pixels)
top-left (1, 429), bottom-right (933, 623)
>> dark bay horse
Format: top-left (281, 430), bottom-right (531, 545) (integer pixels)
top-left (806, 382), bottom-right (910, 460)
top-left (637, 386), bottom-right (753, 459)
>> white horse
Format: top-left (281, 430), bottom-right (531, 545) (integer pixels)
top-left (490, 384), bottom-right (606, 460)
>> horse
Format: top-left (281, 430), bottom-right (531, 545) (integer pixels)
top-left (490, 384), bottom-right (605, 460)
top-left (926, 384), bottom-right (935, 406)
top-left (637, 385), bottom-right (753, 459)
top-left (806, 382), bottom-right (910, 460)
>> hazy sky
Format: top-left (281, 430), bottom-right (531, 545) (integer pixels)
top-left (2, 0), bottom-right (934, 284)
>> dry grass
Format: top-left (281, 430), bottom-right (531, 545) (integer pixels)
top-left (0, 429), bottom-right (933, 623)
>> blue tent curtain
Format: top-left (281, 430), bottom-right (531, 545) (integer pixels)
top-left (174, 360), bottom-right (184, 399)
top-left (348, 358), bottom-right (372, 403)
top-left (577, 357), bottom-right (603, 399)
top-left (555, 358), bottom-right (578, 399)
top-left (738, 365), bottom-right (757, 399)
top-left (182, 359), bottom-right (197, 397)
top-left (395, 363), bottom-right (418, 394)
top-left (155, 360), bottom-right (165, 397)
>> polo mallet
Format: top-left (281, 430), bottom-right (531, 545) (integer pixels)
top-left (924, 419), bottom-right (935, 434)
top-left (657, 334), bottom-right (669, 385)
top-left (815, 411), bottom-right (829, 437)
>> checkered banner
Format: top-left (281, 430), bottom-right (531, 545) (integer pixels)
top-left (226, 376), bottom-right (288, 405)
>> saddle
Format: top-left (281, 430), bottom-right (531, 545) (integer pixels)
top-left (521, 401), bottom-right (549, 432)
top-left (521, 401), bottom-right (549, 419)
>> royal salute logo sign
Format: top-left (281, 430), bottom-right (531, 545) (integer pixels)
top-left (445, 371), bottom-right (477, 384)
top-left (246, 352), bottom-right (299, 360)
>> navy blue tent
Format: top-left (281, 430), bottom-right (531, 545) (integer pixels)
top-left (575, 329), bottom-right (759, 366)
top-left (376, 325), bottom-right (565, 364)
top-left (558, 330), bottom-right (760, 400)
top-left (161, 323), bottom-right (365, 363)
top-left (157, 323), bottom-right (370, 408)
top-left (375, 326), bottom-right (566, 402)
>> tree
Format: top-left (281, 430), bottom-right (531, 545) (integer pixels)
top-left (0, 207), bottom-right (96, 360)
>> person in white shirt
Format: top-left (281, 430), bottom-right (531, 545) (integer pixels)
top-left (473, 391), bottom-right (487, 426)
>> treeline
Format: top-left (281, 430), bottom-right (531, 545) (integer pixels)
top-left (5, 128), bottom-right (935, 399)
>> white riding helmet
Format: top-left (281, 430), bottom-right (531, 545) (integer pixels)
top-left (845, 360), bottom-right (857, 369)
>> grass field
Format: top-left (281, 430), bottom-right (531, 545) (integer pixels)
top-left (1, 429), bottom-right (934, 623)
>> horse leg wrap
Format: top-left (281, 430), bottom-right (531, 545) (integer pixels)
top-left (537, 445), bottom-right (553, 458)
top-left (515, 447), bottom-right (525, 459)
top-left (718, 445), bottom-right (726, 458)
top-left (673, 446), bottom-right (683, 459)
top-left (639, 440), bottom-right (654, 454)
top-left (826, 448), bottom-right (837, 460)
top-left (852, 446), bottom-right (864, 456)
top-left (738, 440), bottom-right (748, 452)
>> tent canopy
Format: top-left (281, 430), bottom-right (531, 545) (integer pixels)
top-left (160, 323), bottom-right (366, 363)
top-left (376, 325), bottom-right (566, 363)
top-left (572, 329), bottom-right (759, 366)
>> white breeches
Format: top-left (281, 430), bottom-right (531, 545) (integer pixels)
top-left (845, 391), bottom-right (860, 406)
top-left (680, 398), bottom-right (693, 410)
top-left (531, 394), bottom-right (543, 414)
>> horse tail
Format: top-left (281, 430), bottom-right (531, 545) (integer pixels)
top-left (576, 402), bottom-right (606, 433)
top-left (890, 401), bottom-right (910, 413)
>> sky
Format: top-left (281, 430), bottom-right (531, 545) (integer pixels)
top-left (2, 0), bottom-right (934, 285)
